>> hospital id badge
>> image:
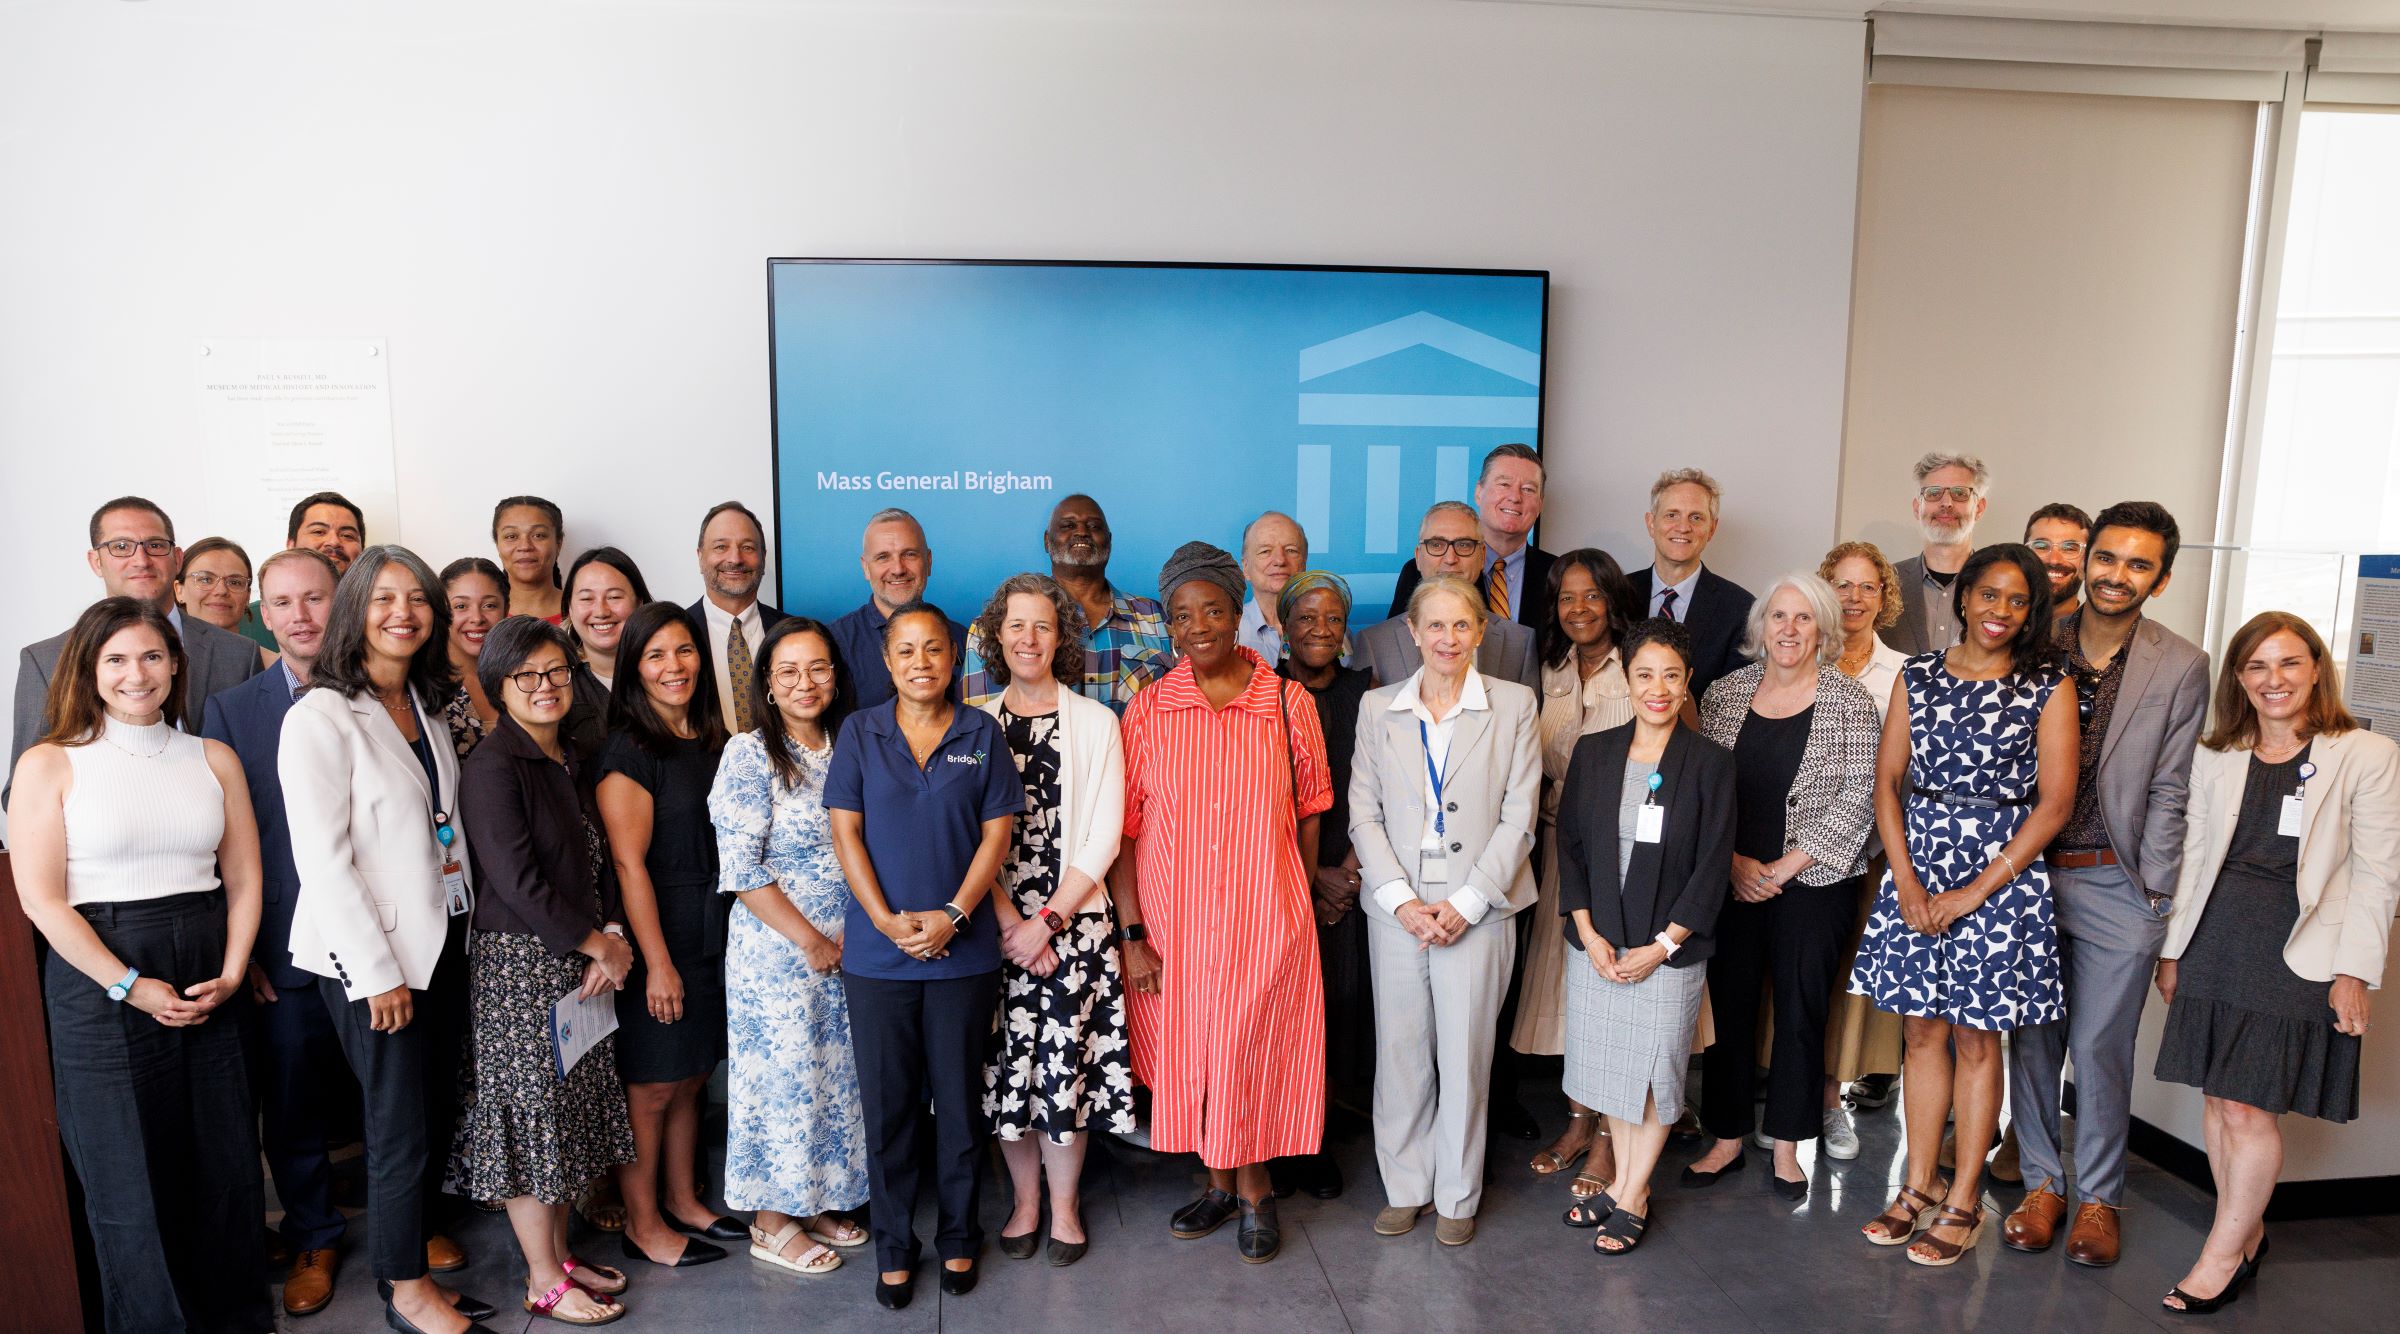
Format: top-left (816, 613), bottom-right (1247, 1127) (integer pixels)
top-left (442, 860), bottom-right (470, 916)
top-left (1635, 804), bottom-right (1666, 844)
top-left (1418, 848), bottom-right (1450, 886)
top-left (2278, 794), bottom-right (2304, 838)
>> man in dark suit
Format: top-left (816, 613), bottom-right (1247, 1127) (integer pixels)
top-left (687, 500), bottom-right (790, 735)
top-left (8, 495), bottom-right (265, 808)
top-left (1355, 502), bottom-right (1540, 691)
top-left (200, 548), bottom-right (350, 1317)
top-left (1887, 452), bottom-right (1990, 657)
top-left (1623, 469), bottom-right (1755, 699)
top-left (1386, 443), bottom-right (1555, 630)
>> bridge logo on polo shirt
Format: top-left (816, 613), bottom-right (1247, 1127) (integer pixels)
top-left (944, 751), bottom-right (986, 766)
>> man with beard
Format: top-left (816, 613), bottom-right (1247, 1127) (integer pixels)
top-left (688, 500), bottom-right (790, 734)
top-left (829, 507), bottom-right (967, 708)
top-left (2003, 500), bottom-right (2207, 1269)
top-left (1887, 453), bottom-right (1989, 656)
top-left (1237, 511), bottom-right (1309, 663)
top-left (1385, 444), bottom-right (1555, 627)
top-left (963, 493), bottom-right (1172, 713)
top-left (2025, 502), bottom-right (2093, 624)
top-left (240, 491), bottom-right (367, 651)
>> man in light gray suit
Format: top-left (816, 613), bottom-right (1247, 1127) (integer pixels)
top-left (1354, 502), bottom-right (1538, 692)
top-left (2002, 501), bottom-right (2208, 1269)
top-left (1887, 452), bottom-right (1989, 657)
top-left (7, 495), bottom-right (265, 808)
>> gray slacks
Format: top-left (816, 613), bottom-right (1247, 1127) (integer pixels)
top-left (1368, 910), bottom-right (1516, 1218)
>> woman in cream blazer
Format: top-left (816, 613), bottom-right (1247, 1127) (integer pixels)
top-left (1348, 577), bottom-right (1541, 1246)
top-left (280, 546), bottom-right (492, 1329)
top-left (2152, 611), bottom-right (2400, 1315)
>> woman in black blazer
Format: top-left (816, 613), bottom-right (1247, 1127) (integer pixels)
top-left (1553, 617), bottom-right (1735, 1257)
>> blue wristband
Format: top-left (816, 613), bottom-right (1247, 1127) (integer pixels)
top-left (106, 966), bottom-right (140, 1003)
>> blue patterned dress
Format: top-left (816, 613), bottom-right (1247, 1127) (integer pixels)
top-left (708, 730), bottom-right (870, 1215)
top-left (1849, 654), bottom-right (2066, 1032)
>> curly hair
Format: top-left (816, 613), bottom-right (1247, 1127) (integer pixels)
top-left (1818, 540), bottom-right (1903, 633)
top-left (970, 573), bottom-right (1089, 690)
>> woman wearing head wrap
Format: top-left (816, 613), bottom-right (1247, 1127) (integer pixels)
top-left (1108, 542), bottom-right (1334, 1264)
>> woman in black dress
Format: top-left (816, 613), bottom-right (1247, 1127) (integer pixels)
top-left (597, 602), bottom-right (737, 1269)
top-left (2153, 612), bottom-right (2400, 1313)
top-left (1274, 570), bottom-right (1375, 1199)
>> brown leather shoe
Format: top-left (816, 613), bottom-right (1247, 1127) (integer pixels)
top-left (282, 1248), bottom-right (338, 1317)
top-left (425, 1233), bottom-right (468, 1272)
top-left (2002, 1182), bottom-right (2067, 1253)
top-left (2065, 1201), bottom-right (2122, 1267)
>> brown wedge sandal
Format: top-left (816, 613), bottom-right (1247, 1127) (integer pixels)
top-left (1906, 1205), bottom-right (1986, 1268)
top-left (1863, 1182), bottom-right (1949, 1247)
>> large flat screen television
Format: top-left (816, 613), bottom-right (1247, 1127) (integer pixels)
top-left (768, 258), bottom-right (1549, 624)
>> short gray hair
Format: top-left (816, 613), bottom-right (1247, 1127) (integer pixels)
top-left (1912, 452), bottom-right (1990, 491)
top-left (1648, 469), bottom-right (1722, 520)
top-left (863, 508), bottom-right (924, 542)
top-left (1419, 499), bottom-right (1479, 532)
top-left (1739, 571), bottom-right (1845, 668)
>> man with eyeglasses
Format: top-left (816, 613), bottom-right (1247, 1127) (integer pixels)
top-left (1384, 444), bottom-right (1556, 628)
top-left (1236, 510), bottom-right (1310, 663)
top-left (1352, 501), bottom-right (1539, 691)
top-left (239, 491), bottom-right (367, 652)
top-left (687, 500), bottom-right (789, 735)
top-left (2001, 500), bottom-right (2207, 1270)
top-left (2024, 502), bottom-right (2093, 623)
top-left (8, 496), bottom-right (265, 807)
top-left (199, 548), bottom-right (354, 1315)
top-left (1888, 452), bottom-right (1991, 657)
top-left (1624, 468), bottom-right (1755, 698)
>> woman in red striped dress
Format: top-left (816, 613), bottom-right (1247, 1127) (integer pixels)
top-left (1111, 542), bottom-right (1333, 1264)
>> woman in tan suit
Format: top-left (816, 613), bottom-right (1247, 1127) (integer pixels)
top-left (2153, 611), bottom-right (2399, 1314)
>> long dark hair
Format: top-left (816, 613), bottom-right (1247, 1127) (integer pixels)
top-left (41, 598), bottom-right (187, 745)
top-left (1952, 543), bottom-right (2060, 680)
top-left (2202, 610), bottom-right (2358, 752)
top-left (310, 545), bottom-right (458, 704)
top-left (751, 617), bottom-right (854, 790)
top-left (564, 546), bottom-right (653, 608)
top-left (607, 601), bottom-right (729, 754)
top-left (1538, 547), bottom-right (1636, 671)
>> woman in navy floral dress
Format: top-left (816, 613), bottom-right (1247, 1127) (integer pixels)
top-left (1849, 545), bottom-right (2077, 1269)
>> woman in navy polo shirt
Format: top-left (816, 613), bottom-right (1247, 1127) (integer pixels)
top-left (824, 599), bottom-right (1024, 1311)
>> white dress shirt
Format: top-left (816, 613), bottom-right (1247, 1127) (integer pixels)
top-left (1371, 668), bottom-right (1493, 924)
top-left (700, 597), bottom-right (763, 734)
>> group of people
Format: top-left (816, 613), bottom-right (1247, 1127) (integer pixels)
top-left (4, 445), bottom-right (2393, 1332)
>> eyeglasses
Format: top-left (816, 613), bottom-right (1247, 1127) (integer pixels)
top-left (1831, 580), bottom-right (1882, 598)
top-left (1419, 536), bottom-right (1483, 558)
top-left (769, 664), bottom-right (837, 687)
top-left (182, 572), bottom-right (251, 593)
top-left (95, 538), bottom-right (176, 558)
top-left (1918, 485), bottom-right (1980, 504)
top-left (507, 665), bottom-right (576, 692)
top-left (2026, 538), bottom-right (2085, 556)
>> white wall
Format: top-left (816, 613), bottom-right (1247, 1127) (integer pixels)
top-left (0, 0), bottom-right (1868, 761)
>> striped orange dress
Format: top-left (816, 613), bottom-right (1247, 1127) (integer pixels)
top-left (1122, 648), bottom-right (1334, 1169)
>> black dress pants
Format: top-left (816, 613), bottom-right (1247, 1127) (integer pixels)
top-left (48, 893), bottom-right (271, 1334)
top-left (243, 968), bottom-right (349, 1251)
top-left (318, 917), bottom-right (468, 1282)
top-left (1700, 876), bottom-right (1861, 1144)
top-left (846, 970), bottom-right (1001, 1274)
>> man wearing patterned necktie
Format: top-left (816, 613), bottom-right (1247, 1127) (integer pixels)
top-left (688, 501), bottom-right (789, 737)
top-left (1385, 444), bottom-right (1555, 630)
top-left (1624, 468), bottom-right (1755, 700)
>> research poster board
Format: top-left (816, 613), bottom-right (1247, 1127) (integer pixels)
top-left (2351, 554), bottom-right (2400, 734)
top-left (767, 260), bottom-right (1548, 622)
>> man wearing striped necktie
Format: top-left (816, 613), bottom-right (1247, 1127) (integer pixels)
top-left (689, 500), bottom-right (789, 737)
top-left (1383, 444), bottom-right (1555, 631)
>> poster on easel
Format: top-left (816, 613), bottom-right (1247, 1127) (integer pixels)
top-left (2350, 555), bottom-right (2400, 734)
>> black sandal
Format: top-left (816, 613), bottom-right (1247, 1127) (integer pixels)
top-left (1562, 1191), bottom-right (1618, 1229)
top-left (1592, 1206), bottom-right (1648, 1255)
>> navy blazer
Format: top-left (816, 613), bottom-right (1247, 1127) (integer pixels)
top-left (1554, 722), bottom-right (1736, 966)
top-left (201, 662), bottom-right (311, 986)
top-left (1625, 563), bottom-right (1756, 701)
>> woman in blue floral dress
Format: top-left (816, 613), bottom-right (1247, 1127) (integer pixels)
top-left (708, 618), bottom-right (871, 1275)
top-left (1849, 545), bottom-right (2076, 1269)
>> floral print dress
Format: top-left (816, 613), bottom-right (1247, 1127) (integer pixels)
top-left (707, 730), bottom-right (870, 1215)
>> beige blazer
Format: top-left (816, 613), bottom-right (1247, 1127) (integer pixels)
top-left (2163, 727), bottom-right (2400, 989)
top-left (1349, 670), bottom-right (1542, 920)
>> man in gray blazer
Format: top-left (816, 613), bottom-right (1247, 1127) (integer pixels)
top-left (1887, 452), bottom-right (1990, 657)
top-left (1354, 501), bottom-right (1539, 691)
top-left (2003, 501), bottom-right (2208, 1268)
top-left (7, 496), bottom-right (265, 808)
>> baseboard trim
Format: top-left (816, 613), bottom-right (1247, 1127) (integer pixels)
top-left (2128, 1116), bottom-right (2400, 1220)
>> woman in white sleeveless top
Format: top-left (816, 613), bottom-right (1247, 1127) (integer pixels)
top-left (6, 597), bottom-right (269, 1333)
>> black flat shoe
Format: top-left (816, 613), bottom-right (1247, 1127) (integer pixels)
top-left (1170, 1188), bottom-right (1241, 1239)
top-left (384, 1301), bottom-right (500, 1334)
top-left (874, 1274), bottom-right (914, 1311)
top-left (1492, 1099), bottom-right (1541, 1142)
top-left (939, 1261), bottom-right (978, 1296)
top-left (376, 1281), bottom-right (497, 1321)
top-left (1046, 1238), bottom-right (1088, 1267)
top-left (1770, 1173), bottom-right (1809, 1202)
top-left (1237, 1195), bottom-right (1281, 1264)
top-left (1301, 1152), bottom-right (1344, 1200)
top-left (670, 1214), bottom-right (749, 1242)
top-left (620, 1234), bottom-right (727, 1267)
top-left (998, 1230), bottom-right (1039, 1260)
top-left (1680, 1153), bottom-right (1746, 1188)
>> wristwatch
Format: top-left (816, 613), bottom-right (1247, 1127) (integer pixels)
top-left (1653, 931), bottom-right (1681, 959)
top-left (107, 966), bottom-right (140, 1003)
top-left (1119, 921), bottom-right (1148, 944)
top-left (1037, 906), bottom-right (1066, 934)
top-left (939, 903), bottom-right (968, 931)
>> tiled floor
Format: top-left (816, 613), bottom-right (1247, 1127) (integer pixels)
top-left (273, 1080), bottom-right (2400, 1333)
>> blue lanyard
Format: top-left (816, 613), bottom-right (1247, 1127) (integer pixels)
top-left (1419, 718), bottom-right (1449, 838)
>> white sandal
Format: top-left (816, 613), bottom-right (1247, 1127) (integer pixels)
top-left (749, 1222), bottom-right (841, 1275)
top-left (805, 1216), bottom-right (869, 1249)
